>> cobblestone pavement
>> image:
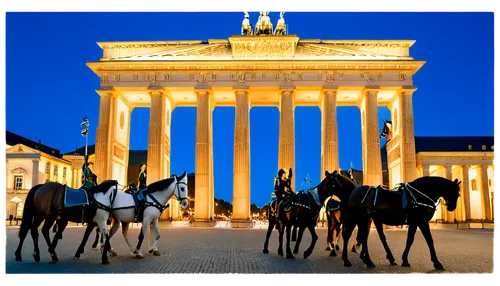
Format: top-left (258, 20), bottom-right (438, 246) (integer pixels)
top-left (5, 225), bottom-right (493, 274)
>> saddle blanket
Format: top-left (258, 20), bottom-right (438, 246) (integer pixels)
top-left (64, 187), bottom-right (89, 208)
top-left (326, 198), bottom-right (341, 212)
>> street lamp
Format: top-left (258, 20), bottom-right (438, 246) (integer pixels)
top-left (80, 115), bottom-right (89, 157)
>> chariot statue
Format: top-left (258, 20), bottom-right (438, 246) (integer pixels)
top-left (255, 11), bottom-right (273, 35)
top-left (241, 12), bottom-right (253, 35)
top-left (273, 12), bottom-right (287, 35)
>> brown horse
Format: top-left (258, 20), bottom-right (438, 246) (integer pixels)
top-left (14, 180), bottom-right (118, 264)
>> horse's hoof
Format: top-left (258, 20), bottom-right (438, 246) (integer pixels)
top-left (367, 263), bottom-right (376, 269)
top-left (329, 250), bottom-right (337, 257)
top-left (73, 256), bottom-right (80, 260)
top-left (286, 253), bottom-right (295, 259)
top-left (336, 245), bottom-right (340, 251)
top-left (326, 246), bottom-right (332, 251)
top-left (390, 261), bottom-right (398, 266)
top-left (102, 260), bottom-right (110, 265)
top-left (49, 259), bottom-right (57, 264)
top-left (149, 249), bottom-right (153, 254)
top-left (434, 262), bottom-right (445, 270)
top-left (278, 249), bottom-right (283, 256)
top-left (351, 247), bottom-right (357, 253)
top-left (15, 252), bottom-right (22, 262)
top-left (33, 254), bottom-right (40, 263)
top-left (303, 251), bottom-right (311, 259)
top-left (136, 253), bottom-right (144, 259)
top-left (402, 262), bottom-right (411, 267)
top-left (344, 260), bottom-right (352, 267)
top-left (153, 250), bottom-right (161, 256)
top-left (263, 249), bottom-right (269, 254)
top-left (109, 249), bottom-right (118, 257)
top-left (293, 249), bottom-right (298, 254)
top-left (51, 254), bottom-right (59, 262)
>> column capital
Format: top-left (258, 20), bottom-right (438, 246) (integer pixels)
top-left (462, 165), bottom-right (470, 170)
top-left (321, 86), bottom-right (339, 95)
top-left (96, 86), bottom-right (117, 97)
top-left (363, 85), bottom-right (380, 95)
top-left (399, 86), bottom-right (417, 96)
top-left (194, 83), bottom-right (211, 92)
top-left (280, 83), bottom-right (295, 93)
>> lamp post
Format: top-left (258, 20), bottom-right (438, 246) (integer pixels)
top-left (81, 116), bottom-right (89, 183)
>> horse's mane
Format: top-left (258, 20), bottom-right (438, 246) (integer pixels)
top-left (338, 170), bottom-right (357, 189)
top-left (90, 180), bottom-right (117, 194)
top-left (146, 177), bottom-right (175, 194)
top-left (411, 176), bottom-right (460, 195)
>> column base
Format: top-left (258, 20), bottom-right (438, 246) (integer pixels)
top-left (230, 219), bottom-right (254, 228)
top-left (191, 220), bottom-right (216, 227)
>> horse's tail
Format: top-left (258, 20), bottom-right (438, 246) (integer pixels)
top-left (18, 184), bottom-right (43, 238)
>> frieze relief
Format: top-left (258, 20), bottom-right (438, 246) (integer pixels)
top-left (388, 148), bottom-right (401, 163)
top-left (103, 71), bottom-right (409, 84)
top-left (113, 145), bottom-right (125, 161)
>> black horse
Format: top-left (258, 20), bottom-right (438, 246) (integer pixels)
top-left (338, 176), bottom-right (461, 270)
top-left (15, 180), bottom-right (117, 263)
top-left (269, 170), bottom-right (341, 259)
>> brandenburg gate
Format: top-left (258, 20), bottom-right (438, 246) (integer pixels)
top-left (87, 31), bottom-right (425, 225)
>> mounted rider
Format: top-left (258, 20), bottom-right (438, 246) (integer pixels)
top-left (81, 155), bottom-right (97, 191)
top-left (275, 168), bottom-right (293, 206)
top-left (123, 163), bottom-right (148, 222)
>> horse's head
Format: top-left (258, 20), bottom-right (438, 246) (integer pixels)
top-left (319, 170), bottom-right (356, 202)
top-left (443, 178), bottom-right (461, 211)
top-left (174, 171), bottom-right (189, 210)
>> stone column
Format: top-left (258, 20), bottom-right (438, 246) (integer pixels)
top-left (194, 86), bottom-right (214, 225)
top-left (278, 85), bottom-right (295, 190)
top-left (147, 89), bottom-right (166, 187)
top-left (232, 87), bottom-right (251, 224)
top-left (398, 87), bottom-right (418, 182)
top-left (462, 165), bottom-right (471, 221)
top-left (479, 165), bottom-right (492, 221)
top-left (444, 165), bottom-right (455, 222)
top-left (32, 159), bottom-right (39, 186)
top-left (94, 88), bottom-right (115, 181)
top-left (422, 164), bottom-right (430, 177)
top-left (360, 87), bottom-right (382, 186)
top-left (320, 88), bottom-right (339, 177)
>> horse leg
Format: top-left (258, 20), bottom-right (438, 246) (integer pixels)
top-left (277, 223), bottom-right (284, 256)
top-left (330, 220), bottom-right (341, 256)
top-left (48, 219), bottom-right (68, 263)
top-left (262, 218), bottom-right (274, 253)
top-left (107, 217), bottom-right (120, 257)
top-left (401, 223), bottom-right (417, 267)
top-left (95, 211), bottom-right (111, 264)
top-left (303, 224), bottom-right (318, 259)
top-left (40, 214), bottom-right (57, 255)
top-left (341, 219), bottom-right (356, 267)
top-left (419, 221), bottom-right (444, 270)
top-left (326, 214), bottom-right (333, 251)
top-left (135, 217), bottom-right (152, 259)
top-left (15, 218), bottom-right (32, 262)
top-left (358, 219), bottom-right (375, 268)
top-left (148, 219), bottom-right (161, 256)
top-left (120, 222), bottom-right (135, 255)
top-left (92, 227), bottom-right (100, 249)
top-left (374, 219), bottom-right (397, 265)
top-left (74, 222), bottom-right (96, 259)
top-left (133, 228), bottom-right (144, 257)
top-left (291, 225), bottom-right (298, 242)
top-left (285, 224), bottom-right (295, 259)
top-left (30, 216), bottom-right (44, 263)
top-left (293, 226), bottom-right (305, 254)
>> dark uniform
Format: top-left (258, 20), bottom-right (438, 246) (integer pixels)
top-left (275, 168), bottom-right (293, 207)
top-left (135, 163), bottom-right (147, 221)
top-left (81, 157), bottom-right (97, 191)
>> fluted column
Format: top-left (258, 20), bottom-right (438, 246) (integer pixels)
top-left (445, 165), bottom-right (454, 222)
top-left (479, 165), bottom-right (492, 221)
top-left (278, 86), bottom-right (295, 190)
top-left (94, 89), bottom-right (116, 181)
top-left (147, 89), bottom-right (166, 185)
top-left (32, 159), bottom-right (39, 186)
top-left (232, 88), bottom-right (251, 222)
top-left (360, 87), bottom-right (382, 186)
top-left (194, 87), bottom-right (214, 223)
top-left (462, 165), bottom-right (471, 221)
top-left (320, 88), bottom-right (339, 177)
top-left (398, 88), bottom-right (418, 182)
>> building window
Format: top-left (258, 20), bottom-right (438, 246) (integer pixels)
top-left (53, 165), bottom-right (58, 176)
top-left (14, 176), bottom-right (23, 190)
top-left (63, 167), bottom-right (67, 178)
top-left (471, 179), bottom-right (477, 191)
top-left (45, 162), bottom-right (51, 174)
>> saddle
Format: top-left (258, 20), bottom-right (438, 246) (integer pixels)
top-left (326, 197), bottom-right (341, 212)
top-left (64, 186), bottom-right (90, 208)
top-left (124, 184), bottom-right (147, 222)
top-left (361, 185), bottom-right (410, 225)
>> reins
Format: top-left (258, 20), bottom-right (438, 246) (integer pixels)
top-left (403, 183), bottom-right (440, 210)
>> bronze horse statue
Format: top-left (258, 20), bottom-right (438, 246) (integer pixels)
top-left (14, 180), bottom-right (118, 263)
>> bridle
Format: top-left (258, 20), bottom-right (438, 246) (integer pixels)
top-left (145, 177), bottom-right (188, 213)
top-left (403, 183), bottom-right (441, 210)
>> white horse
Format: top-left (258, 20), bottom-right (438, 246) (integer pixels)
top-left (74, 172), bottom-right (189, 262)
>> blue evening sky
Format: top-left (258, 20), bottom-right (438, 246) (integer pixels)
top-left (6, 12), bottom-right (493, 207)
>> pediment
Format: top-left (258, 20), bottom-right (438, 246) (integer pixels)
top-left (6, 144), bottom-right (39, 154)
top-left (11, 167), bottom-right (28, 174)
